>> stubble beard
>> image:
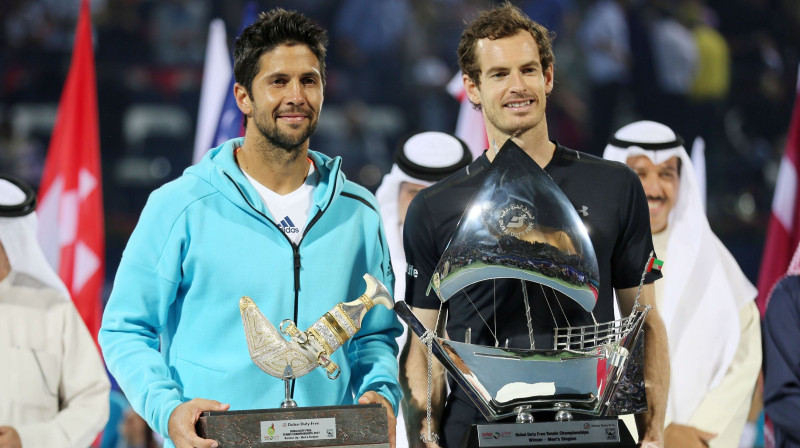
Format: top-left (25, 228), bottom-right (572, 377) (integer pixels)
top-left (492, 95), bottom-right (545, 139)
top-left (487, 107), bottom-right (537, 141)
top-left (253, 111), bottom-right (319, 158)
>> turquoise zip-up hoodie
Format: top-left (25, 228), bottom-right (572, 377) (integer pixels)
top-left (99, 138), bottom-right (401, 443)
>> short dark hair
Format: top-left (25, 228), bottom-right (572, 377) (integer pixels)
top-left (457, 1), bottom-right (554, 88)
top-left (233, 8), bottom-right (328, 96)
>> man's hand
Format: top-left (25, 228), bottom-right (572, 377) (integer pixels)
top-left (0, 426), bottom-right (21, 448)
top-left (664, 423), bottom-right (716, 448)
top-left (168, 398), bottom-right (230, 448)
top-left (358, 391), bottom-right (396, 448)
top-left (401, 307), bottom-right (446, 448)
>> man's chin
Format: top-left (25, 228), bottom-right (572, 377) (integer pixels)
top-left (265, 129), bottom-right (313, 151)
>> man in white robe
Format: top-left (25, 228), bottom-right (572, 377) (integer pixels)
top-left (604, 121), bottom-right (761, 448)
top-left (0, 175), bottom-right (110, 448)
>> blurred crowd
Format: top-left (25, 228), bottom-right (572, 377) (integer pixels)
top-left (1, 0), bottom-right (799, 325)
top-left (2, 0), bottom-right (800, 446)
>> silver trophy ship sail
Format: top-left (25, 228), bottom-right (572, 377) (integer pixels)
top-left (395, 139), bottom-right (651, 425)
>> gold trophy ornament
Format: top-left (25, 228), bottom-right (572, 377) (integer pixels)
top-left (239, 273), bottom-right (393, 406)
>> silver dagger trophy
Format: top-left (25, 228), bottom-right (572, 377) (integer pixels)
top-left (239, 273), bottom-right (393, 408)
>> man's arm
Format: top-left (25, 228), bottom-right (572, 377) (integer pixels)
top-left (617, 283), bottom-right (670, 447)
top-left (99, 187), bottom-right (225, 445)
top-left (400, 306), bottom-right (447, 448)
top-left (346, 302), bottom-right (403, 448)
top-left (345, 205), bottom-right (404, 448)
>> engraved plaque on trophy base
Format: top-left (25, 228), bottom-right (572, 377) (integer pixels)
top-left (196, 404), bottom-right (389, 448)
top-left (462, 418), bottom-right (636, 448)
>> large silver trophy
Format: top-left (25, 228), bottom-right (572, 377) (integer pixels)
top-left (394, 141), bottom-right (650, 447)
top-left (196, 274), bottom-right (394, 448)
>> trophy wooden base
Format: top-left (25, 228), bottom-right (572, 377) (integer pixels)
top-left (462, 418), bottom-right (637, 447)
top-left (196, 404), bottom-right (389, 448)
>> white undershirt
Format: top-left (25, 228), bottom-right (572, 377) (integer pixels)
top-left (242, 161), bottom-right (318, 244)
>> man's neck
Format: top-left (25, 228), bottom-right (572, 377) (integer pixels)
top-left (486, 125), bottom-right (555, 168)
top-left (236, 135), bottom-right (311, 195)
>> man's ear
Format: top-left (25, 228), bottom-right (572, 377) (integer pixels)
top-left (464, 73), bottom-right (481, 108)
top-left (544, 64), bottom-right (554, 95)
top-left (234, 83), bottom-right (252, 115)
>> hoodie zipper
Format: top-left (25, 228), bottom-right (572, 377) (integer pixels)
top-left (222, 169), bottom-right (338, 319)
top-left (223, 168), bottom-right (338, 399)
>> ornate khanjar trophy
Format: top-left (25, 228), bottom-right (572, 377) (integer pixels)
top-left (196, 274), bottom-right (394, 448)
top-left (394, 140), bottom-right (651, 447)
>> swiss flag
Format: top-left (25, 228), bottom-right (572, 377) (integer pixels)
top-left (447, 72), bottom-right (486, 159)
top-left (756, 67), bottom-right (800, 317)
top-left (37, 0), bottom-right (104, 339)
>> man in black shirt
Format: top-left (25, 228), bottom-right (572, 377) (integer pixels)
top-left (400, 4), bottom-right (670, 448)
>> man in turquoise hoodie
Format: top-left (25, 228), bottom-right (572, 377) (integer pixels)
top-left (100, 8), bottom-right (402, 448)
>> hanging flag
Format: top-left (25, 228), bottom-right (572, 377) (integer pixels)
top-left (192, 2), bottom-right (258, 164)
top-left (447, 72), bottom-right (486, 159)
top-left (193, 18), bottom-right (233, 164)
top-left (37, 0), bottom-right (104, 339)
top-left (647, 257), bottom-right (664, 272)
top-left (756, 65), bottom-right (800, 317)
top-left (691, 136), bottom-right (707, 212)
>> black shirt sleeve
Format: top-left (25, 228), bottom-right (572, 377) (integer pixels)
top-left (612, 167), bottom-right (662, 289)
top-left (402, 191), bottom-right (443, 309)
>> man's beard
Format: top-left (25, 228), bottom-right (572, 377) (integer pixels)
top-left (254, 110), bottom-right (318, 153)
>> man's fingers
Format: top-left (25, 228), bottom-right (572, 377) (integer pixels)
top-left (357, 391), bottom-right (378, 404)
top-left (357, 392), bottom-right (396, 448)
top-left (191, 398), bottom-right (230, 414)
top-left (185, 432), bottom-right (220, 448)
top-left (697, 430), bottom-right (717, 443)
top-left (170, 399), bottom-right (230, 448)
top-left (174, 424), bottom-right (220, 448)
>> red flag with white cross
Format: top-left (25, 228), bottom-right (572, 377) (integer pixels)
top-left (37, 0), bottom-right (104, 340)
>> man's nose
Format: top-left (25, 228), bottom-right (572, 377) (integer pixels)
top-left (641, 174), bottom-right (662, 196)
top-left (286, 80), bottom-right (306, 105)
top-left (508, 71), bottom-right (527, 94)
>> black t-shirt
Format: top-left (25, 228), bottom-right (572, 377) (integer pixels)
top-left (403, 142), bottom-right (659, 404)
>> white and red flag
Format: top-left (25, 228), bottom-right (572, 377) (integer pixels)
top-left (447, 72), bottom-right (487, 159)
top-left (756, 66), bottom-right (800, 317)
top-left (37, 0), bottom-right (104, 339)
